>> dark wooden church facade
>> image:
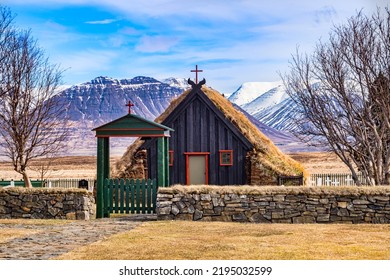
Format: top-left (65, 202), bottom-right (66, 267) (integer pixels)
top-left (143, 80), bottom-right (254, 185)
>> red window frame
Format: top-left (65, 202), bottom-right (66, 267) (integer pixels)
top-left (169, 150), bottom-right (174, 166)
top-left (219, 150), bottom-right (233, 166)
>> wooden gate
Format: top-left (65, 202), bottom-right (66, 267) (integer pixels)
top-left (103, 178), bottom-right (157, 217)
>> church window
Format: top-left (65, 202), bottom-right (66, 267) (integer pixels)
top-left (219, 150), bottom-right (233, 166)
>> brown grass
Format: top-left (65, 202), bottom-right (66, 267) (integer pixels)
top-left (0, 156), bottom-right (119, 180)
top-left (288, 152), bottom-right (357, 174)
top-left (0, 187), bottom-right (89, 195)
top-left (0, 229), bottom-right (40, 244)
top-left (161, 184), bottom-right (390, 196)
top-left (55, 221), bottom-right (390, 260)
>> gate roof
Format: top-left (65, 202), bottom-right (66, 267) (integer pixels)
top-left (93, 114), bottom-right (174, 137)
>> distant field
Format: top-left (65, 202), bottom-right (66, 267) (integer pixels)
top-left (288, 152), bottom-right (353, 174)
top-left (0, 152), bottom-right (348, 180)
top-left (0, 156), bottom-right (119, 180)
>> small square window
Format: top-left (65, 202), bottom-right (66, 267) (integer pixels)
top-left (219, 150), bottom-right (233, 166)
top-left (169, 150), bottom-right (174, 166)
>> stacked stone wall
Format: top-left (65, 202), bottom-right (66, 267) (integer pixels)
top-left (157, 186), bottom-right (390, 223)
top-left (0, 188), bottom-right (95, 220)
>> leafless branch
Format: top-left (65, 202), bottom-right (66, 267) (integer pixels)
top-left (0, 6), bottom-right (68, 187)
top-left (282, 7), bottom-right (390, 185)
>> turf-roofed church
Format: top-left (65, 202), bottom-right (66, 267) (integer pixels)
top-left (115, 74), bottom-right (306, 185)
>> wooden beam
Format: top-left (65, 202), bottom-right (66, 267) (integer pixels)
top-left (164, 137), bottom-right (169, 187)
top-left (157, 137), bottom-right (164, 187)
top-left (157, 137), bottom-right (165, 187)
top-left (96, 137), bottom-right (105, 218)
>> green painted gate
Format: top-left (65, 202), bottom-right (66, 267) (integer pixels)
top-left (103, 178), bottom-right (157, 217)
top-left (93, 112), bottom-right (173, 218)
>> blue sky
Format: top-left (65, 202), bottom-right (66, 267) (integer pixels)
top-left (3, 0), bottom-right (386, 93)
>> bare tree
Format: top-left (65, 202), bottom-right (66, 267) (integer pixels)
top-left (30, 156), bottom-right (56, 187)
top-left (283, 8), bottom-right (390, 186)
top-left (0, 6), bottom-right (68, 188)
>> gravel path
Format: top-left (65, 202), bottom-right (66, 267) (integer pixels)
top-left (0, 215), bottom-right (156, 260)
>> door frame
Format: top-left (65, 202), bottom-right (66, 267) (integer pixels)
top-left (184, 152), bottom-right (210, 185)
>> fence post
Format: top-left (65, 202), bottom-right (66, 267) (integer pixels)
top-left (125, 179), bottom-right (130, 214)
top-left (104, 178), bottom-right (110, 218)
top-left (152, 179), bottom-right (157, 213)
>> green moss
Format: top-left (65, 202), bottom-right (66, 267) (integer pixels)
top-left (0, 187), bottom-right (89, 195)
top-left (159, 185), bottom-right (390, 196)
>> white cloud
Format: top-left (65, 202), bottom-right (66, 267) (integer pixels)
top-left (58, 49), bottom-right (118, 75)
top-left (85, 18), bottom-right (118, 24)
top-left (135, 36), bottom-right (179, 53)
top-left (5, 0), bottom-right (388, 93)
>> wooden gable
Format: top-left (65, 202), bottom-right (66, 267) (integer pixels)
top-left (93, 114), bottom-right (173, 137)
top-left (143, 84), bottom-right (254, 185)
top-left (162, 86), bottom-right (253, 150)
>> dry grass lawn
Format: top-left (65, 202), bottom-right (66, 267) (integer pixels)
top-left (56, 221), bottom-right (390, 260)
top-left (0, 229), bottom-right (40, 244)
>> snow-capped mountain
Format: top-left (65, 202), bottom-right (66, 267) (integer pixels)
top-left (254, 98), bottom-right (299, 131)
top-left (161, 77), bottom-right (189, 89)
top-left (61, 76), bottom-right (189, 125)
top-left (228, 82), bottom-right (297, 132)
top-left (232, 104), bottom-right (302, 150)
top-left (228, 81), bottom-right (283, 106)
top-left (242, 85), bottom-right (289, 115)
top-left (58, 76), bottom-right (189, 155)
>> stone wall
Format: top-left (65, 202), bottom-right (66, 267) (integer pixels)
top-left (0, 188), bottom-right (95, 220)
top-left (157, 186), bottom-right (390, 223)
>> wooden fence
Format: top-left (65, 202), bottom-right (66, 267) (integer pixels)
top-left (0, 179), bottom-right (43, 188)
top-left (278, 175), bottom-right (304, 186)
top-left (309, 173), bottom-right (369, 186)
top-left (103, 178), bottom-right (157, 217)
top-left (0, 178), bottom-right (95, 190)
top-left (46, 178), bottom-right (95, 190)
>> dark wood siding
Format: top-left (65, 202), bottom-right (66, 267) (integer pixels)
top-left (144, 87), bottom-right (253, 185)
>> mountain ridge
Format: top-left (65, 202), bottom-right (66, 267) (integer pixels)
top-left (228, 81), bottom-right (297, 132)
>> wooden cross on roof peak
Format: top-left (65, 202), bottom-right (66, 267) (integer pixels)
top-left (190, 65), bottom-right (203, 84)
top-left (125, 100), bottom-right (134, 114)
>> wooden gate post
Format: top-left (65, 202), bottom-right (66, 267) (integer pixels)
top-left (164, 137), bottom-right (169, 187)
top-left (96, 137), bottom-right (110, 218)
top-left (157, 137), bottom-right (165, 187)
top-left (157, 137), bottom-right (169, 187)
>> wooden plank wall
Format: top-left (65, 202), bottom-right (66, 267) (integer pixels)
top-left (146, 96), bottom-right (251, 185)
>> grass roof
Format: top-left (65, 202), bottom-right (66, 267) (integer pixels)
top-left (115, 85), bottom-right (307, 179)
top-left (160, 184), bottom-right (390, 196)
